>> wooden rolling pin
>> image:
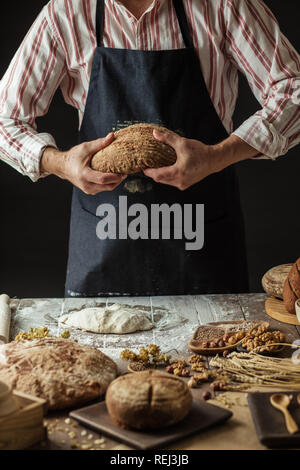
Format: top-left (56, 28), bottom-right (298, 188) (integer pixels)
top-left (0, 294), bottom-right (11, 344)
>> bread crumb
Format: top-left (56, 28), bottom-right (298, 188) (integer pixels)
top-left (65, 418), bottom-right (71, 425)
top-left (68, 431), bottom-right (76, 439)
top-left (81, 430), bottom-right (87, 437)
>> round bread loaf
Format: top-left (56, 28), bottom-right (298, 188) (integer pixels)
top-left (0, 337), bottom-right (117, 410)
top-left (91, 123), bottom-right (177, 174)
top-left (262, 263), bottom-right (293, 299)
top-left (106, 370), bottom-right (192, 430)
top-left (283, 258), bottom-right (300, 314)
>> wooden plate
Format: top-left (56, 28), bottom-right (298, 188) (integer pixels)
top-left (265, 296), bottom-right (300, 326)
top-left (188, 321), bottom-right (270, 356)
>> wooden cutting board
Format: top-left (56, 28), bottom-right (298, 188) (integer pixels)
top-left (70, 400), bottom-right (232, 450)
top-left (265, 296), bottom-right (300, 325)
top-left (248, 392), bottom-right (300, 449)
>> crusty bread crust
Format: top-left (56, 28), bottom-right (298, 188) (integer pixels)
top-left (0, 337), bottom-right (117, 410)
top-left (283, 258), bottom-right (300, 314)
top-left (91, 123), bottom-right (177, 174)
top-left (261, 263), bottom-right (293, 299)
top-left (106, 370), bottom-right (192, 430)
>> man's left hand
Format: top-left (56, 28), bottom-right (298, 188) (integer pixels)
top-left (143, 129), bottom-right (221, 190)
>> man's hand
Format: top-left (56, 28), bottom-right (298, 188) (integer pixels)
top-left (143, 130), bottom-right (259, 190)
top-left (40, 133), bottom-right (127, 195)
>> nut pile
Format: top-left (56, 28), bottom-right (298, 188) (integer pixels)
top-left (193, 323), bottom-right (286, 354)
top-left (166, 359), bottom-right (190, 377)
top-left (165, 354), bottom-right (214, 389)
top-left (240, 325), bottom-right (285, 352)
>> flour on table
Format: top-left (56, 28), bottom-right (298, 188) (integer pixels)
top-left (59, 304), bottom-right (154, 334)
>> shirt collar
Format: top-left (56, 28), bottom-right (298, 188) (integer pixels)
top-left (112, 0), bottom-right (165, 16)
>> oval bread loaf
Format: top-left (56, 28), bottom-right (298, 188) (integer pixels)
top-left (261, 263), bottom-right (293, 299)
top-left (106, 370), bottom-right (192, 430)
top-left (0, 337), bottom-right (118, 410)
top-left (283, 258), bottom-right (300, 314)
top-left (91, 123), bottom-right (177, 174)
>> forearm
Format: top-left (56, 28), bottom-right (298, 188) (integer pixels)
top-left (224, 0), bottom-right (300, 159)
top-left (0, 4), bottom-right (66, 182)
top-left (40, 146), bottom-right (67, 179)
top-left (211, 134), bottom-right (260, 173)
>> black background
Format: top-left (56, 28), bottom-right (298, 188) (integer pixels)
top-left (0, 0), bottom-right (299, 298)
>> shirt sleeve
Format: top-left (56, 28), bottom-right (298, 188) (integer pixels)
top-left (0, 6), bottom-right (66, 181)
top-left (224, 0), bottom-right (300, 159)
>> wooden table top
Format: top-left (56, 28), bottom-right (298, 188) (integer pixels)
top-left (9, 294), bottom-right (300, 450)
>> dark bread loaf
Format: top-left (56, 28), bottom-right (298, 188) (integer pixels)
top-left (283, 258), bottom-right (300, 314)
top-left (105, 370), bottom-right (192, 430)
top-left (91, 123), bottom-right (177, 174)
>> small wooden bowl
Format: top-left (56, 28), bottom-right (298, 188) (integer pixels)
top-left (188, 321), bottom-right (270, 356)
top-left (128, 362), bottom-right (154, 373)
top-left (0, 381), bottom-right (19, 418)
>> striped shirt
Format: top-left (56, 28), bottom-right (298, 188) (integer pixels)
top-left (0, 0), bottom-right (300, 181)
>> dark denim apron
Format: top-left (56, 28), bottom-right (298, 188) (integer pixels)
top-left (65, 0), bottom-right (249, 297)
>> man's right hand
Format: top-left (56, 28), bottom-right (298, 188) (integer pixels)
top-left (40, 133), bottom-right (127, 195)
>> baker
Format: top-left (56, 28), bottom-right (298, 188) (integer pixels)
top-left (0, 0), bottom-right (299, 297)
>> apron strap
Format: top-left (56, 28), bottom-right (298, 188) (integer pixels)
top-left (173, 0), bottom-right (194, 49)
top-left (95, 0), bottom-right (194, 50)
top-left (96, 0), bottom-right (105, 47)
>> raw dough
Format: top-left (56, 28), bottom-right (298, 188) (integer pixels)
top-left (59, 303), bottom-right (154, 334)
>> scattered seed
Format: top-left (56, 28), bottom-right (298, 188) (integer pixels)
top-left (94, 438), bottom-right (105, 445)
top-left (65, 418), bottom-right (71, 425)
top-left (81, 430), bottom-right (87, 437)
top-left (81, 443), bottom-right (93, 450)
top-left (87, 434), bottom-right (94, 440)
top-left (68, 431), bottom-right (76, 439)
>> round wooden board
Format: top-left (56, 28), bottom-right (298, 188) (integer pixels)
top-left (265, 296), bottom-right (300, 325)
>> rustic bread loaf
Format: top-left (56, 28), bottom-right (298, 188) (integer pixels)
top-left (283, 258), bottom-right (300, 314)
top-left (262, 263), bottom-right (293, 299)
top-left (106, 370), bottom-right (192, 430)
top-left (0, 337), bottom-right (117, 410)
top-left (91, 123), bottom-right (177, 174)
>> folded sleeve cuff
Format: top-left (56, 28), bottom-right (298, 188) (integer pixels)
top-left (19, 132), bottom-right (58, 182)
top-left (232, 116), bottom-right (289, 160)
